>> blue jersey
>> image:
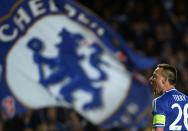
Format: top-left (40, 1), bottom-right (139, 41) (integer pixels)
top-left (152, 88), bottom-right (188, 131)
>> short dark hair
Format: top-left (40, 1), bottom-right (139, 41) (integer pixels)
top-left (157, 64), bottom-right (177, 85)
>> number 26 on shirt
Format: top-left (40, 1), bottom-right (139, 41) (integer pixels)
top-left (169, 103), bottom-right (188, 130)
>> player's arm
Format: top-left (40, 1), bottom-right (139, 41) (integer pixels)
top-left (152, 127), bottom-right (164, 131)
top-left (152, 114), bottom-right (165, 131)
top-left (152, 99), bottom-right (166, 131)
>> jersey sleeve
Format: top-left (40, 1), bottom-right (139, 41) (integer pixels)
top-left (152, 98), bottom-right (166, 128)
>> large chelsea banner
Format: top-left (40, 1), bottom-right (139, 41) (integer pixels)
top-left (0, 0), bottom-right (156, 128)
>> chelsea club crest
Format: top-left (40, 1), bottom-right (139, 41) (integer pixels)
top-left (3, 0), bottom-right (134, 126)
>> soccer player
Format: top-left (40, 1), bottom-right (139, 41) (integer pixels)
top-left (150, 64), bottom-right (188, 131)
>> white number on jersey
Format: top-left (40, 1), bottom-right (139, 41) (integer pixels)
top-left (169, 103), bottom-right (188, 130)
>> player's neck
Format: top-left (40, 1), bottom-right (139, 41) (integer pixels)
top-left (163, 85), bottom-right (175, 93)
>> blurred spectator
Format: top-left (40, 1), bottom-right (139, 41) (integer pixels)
top-left (22, 109), bottom-right (41, 131)
top-left (3, 116), bottom-right (24, 131)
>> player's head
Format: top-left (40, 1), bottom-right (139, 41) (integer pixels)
top-left (150, 63), bottom-right (177, 96)
top-left (157, 64), bottom-right (177, 85)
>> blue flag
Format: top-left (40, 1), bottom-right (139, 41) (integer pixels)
top-left (0, 0), bottom-right (157, 128)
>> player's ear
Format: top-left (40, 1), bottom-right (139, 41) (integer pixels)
top-left (161, 79), bottom-right (165, 85)
top-left (162, 77), bottom-right (167, 85)
top-left (164, 77), bottom-right (169, 85)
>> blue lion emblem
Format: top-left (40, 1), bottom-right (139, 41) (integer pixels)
top-left (27, 29), bottom-right (109, 110)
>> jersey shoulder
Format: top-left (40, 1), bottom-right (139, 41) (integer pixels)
top-left (153, 92), bottom-right (170, 107)
top-left (152, 94), bottom-right (169, 115)
top-left (152, 89), bottom-right (180, 114)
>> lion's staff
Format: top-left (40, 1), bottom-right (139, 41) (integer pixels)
top-left (27, 38), bottom-right (45, 84)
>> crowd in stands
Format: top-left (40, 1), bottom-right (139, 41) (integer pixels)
top-left (0, 0), bottom-right (187, 131)
top-left (80, 0), bottom-right (188, 94)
